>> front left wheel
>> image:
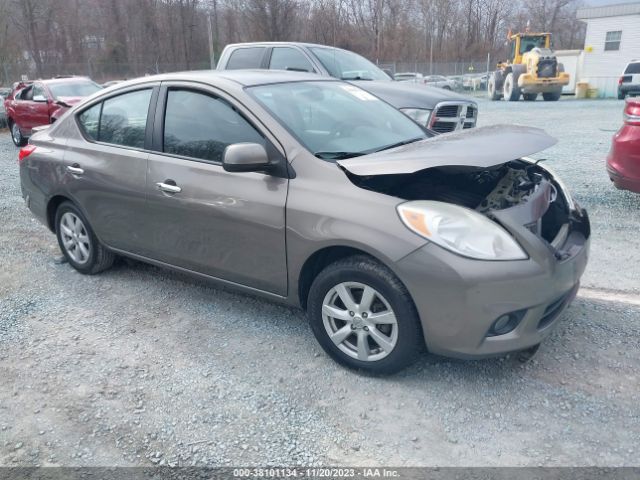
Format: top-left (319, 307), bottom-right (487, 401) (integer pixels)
top-left (55, 201), bottom-right (114, 274)
top-left (307, 255), bottom-right (423, 374)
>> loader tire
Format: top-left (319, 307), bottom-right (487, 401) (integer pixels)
top-left (488, 73), bottom-right (502, 100)
top-left (543, 91), bottom-right (561, 101)
top-left (523, 93), bottom-right (538, 101)
top-left (503, 73), bottom-right (521, 101)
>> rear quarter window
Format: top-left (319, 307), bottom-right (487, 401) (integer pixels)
top-left (625, 63), bottom-right (640, 74)
top-left (225, 47), bottom-right (265, 70)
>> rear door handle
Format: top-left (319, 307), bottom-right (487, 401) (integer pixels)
top-left (66, 165), bottom-right (84, 175)
top-left (156, 182), bottom-right (181, 194)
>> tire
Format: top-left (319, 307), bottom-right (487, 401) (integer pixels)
top-left (54, 201), bottom-right (114, 275)
top-left (523, 93), bottom-right (537, 101)
top-left (307, 255), bottom-right (423, 374)
top-left (542, 91), bottom-right (561, 101)
top-left (442, 85), bottom-right (451, 91)
top-left (503, 72), bottom-right (521, 101)
top-left (487, 73), bottom-right (502, 100)
top-left (10, 120), bottom-right (27, 147)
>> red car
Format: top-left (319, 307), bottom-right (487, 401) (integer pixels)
top-left (4, 77), bottom-right (102, 146)
top-left (607, 98), bottom-right (640, 193)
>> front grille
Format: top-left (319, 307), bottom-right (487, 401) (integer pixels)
top-left (430, 102), bottom-right (477, 134)
top-left (435, 104), bottom-right (460, 117)
top-left (537, 59), bottom-right (557, 78)
top-left (432, 121), bottom-right (457, 133)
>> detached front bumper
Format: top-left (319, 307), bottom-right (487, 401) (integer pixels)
top-left (395, 207), bottom-right (590, 359)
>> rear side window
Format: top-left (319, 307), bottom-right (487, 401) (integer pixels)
top-left (163, 89), bottom-right (264, 163)
top-left (625, 63), bottom-right (640, 74)
top-left (77, 89), bottom-right (152, 148)
top-left (226, 47), bottom-right (265, 70)
top-left (269, 47), bottom-right (314, 72)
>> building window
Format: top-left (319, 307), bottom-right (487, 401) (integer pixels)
top-left (605, 31), bottom-right (622, 51)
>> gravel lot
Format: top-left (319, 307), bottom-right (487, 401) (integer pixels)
top-left (1, 97), bottom-right (639, 468)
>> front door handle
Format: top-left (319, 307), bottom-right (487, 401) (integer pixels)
top-left (156, 181), bottom-right (181, 194)
top-left (66, 165), bottom-right (84, 175)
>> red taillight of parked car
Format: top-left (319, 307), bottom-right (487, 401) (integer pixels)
top-left (18, 145), bottom-right (37, 163)
top-left (624, 100), bottom-right (640, 126)
top-left (619, 76), bottom-right (624, 85)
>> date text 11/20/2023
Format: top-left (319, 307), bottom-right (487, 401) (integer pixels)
top-left (232, 468), bottom-right (400, 478)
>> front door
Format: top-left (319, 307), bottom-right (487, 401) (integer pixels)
top-left (145, 84), bottom-right (288, 295)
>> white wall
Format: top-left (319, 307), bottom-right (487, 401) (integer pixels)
top-left (581, 13), bottom-right (640, 96)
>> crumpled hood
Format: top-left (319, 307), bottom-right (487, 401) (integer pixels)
top-left (55, 96), bottom-right (84, 106)
top-left (337, 125), bottom-right (557, 176)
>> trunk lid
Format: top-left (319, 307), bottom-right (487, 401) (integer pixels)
top-left (337, 125), bottom-right (557, 176)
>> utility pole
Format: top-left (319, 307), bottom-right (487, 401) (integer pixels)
top-left (429, 33), bottom-right (433, 75)
top-left (207, 12), bottom-right (215, 70)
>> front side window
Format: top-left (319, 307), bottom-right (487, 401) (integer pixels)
top-left (269, 47), bottom-right (314, 72)
top-left (605, 31), bottom-right (622, 51)
top-left (32, 84), bottom-right (47, 100)
top-left (163, 89), bottom-right (264, 163)
top-left (249, 81), bottom-right (427, 159)
top-left (310, 47), bottom-right (391, 81)
top-left (226, 47), bottom-right (265, 70)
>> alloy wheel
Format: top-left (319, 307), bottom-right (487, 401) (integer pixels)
top-left (59, 212), bottom-right (91, 264)
top-left (322, 282), bottom-right (398, 362)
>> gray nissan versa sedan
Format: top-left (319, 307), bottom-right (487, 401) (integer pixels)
top-left (19, 70), bottom-right (590, 373)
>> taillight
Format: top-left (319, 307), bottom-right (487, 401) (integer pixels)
top-left (624, 100), bottom-right (640, 126)
top-left (18, 145), bottom-right (36, 163)
top-left (619, 76), bottom-right (623, 85)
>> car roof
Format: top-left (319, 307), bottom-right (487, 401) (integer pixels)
top-left (224, 41), bottom-right (339, 50)
top-left (114, 69), bottom-right (332, 89)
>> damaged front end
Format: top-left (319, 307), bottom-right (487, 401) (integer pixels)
top-left (338, 125), bottom-right (590, 261)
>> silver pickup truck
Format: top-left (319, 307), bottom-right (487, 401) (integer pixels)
top-left (217, 42), bottom-right (478, 134)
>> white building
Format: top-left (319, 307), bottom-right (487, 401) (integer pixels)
top-left (576, 2), bottom-right (640, 97)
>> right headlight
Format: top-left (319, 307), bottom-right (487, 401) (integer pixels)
top-left (397, 201), bottom-right (528, 261)
top-left (400, 108), bottom-right (432, 127)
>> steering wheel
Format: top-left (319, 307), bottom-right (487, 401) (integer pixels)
top-left (329, 121), bottom-right (354, 138)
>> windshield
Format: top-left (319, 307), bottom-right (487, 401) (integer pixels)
top-left (310, 47), bottom-right (391, 81)
top-left (249, 81), bottom-right (427, 160)
top-left (48, 81), bottom-right (102, 99)
top-left (519, 36), bottom-right (547, 54)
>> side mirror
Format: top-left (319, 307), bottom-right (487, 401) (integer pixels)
top-left (222, 143), bottom-right (271, 173)
top-left (33, 95), bottom-right (48, 102)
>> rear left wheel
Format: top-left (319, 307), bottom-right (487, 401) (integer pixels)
top-left (55, 201), bottom-right (114, 275)
top-left (307, 255), bottom-right (423, 374)
top-left (543, 91), bottom-right (561, 101)
top-left (10, 121), bottom-right (27, 147)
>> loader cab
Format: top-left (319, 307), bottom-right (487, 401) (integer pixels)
top-left (510, 34), bottom-right (551, 64)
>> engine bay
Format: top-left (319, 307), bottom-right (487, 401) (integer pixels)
top-left (345, 159), bottom-right (571, 244)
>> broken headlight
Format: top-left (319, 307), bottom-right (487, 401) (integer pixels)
top-left (400, 108), bottom-right (432, 127)
top-left (397, 201), bottom-right (528, 261)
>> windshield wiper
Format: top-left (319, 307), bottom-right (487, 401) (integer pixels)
top-left (314, 151), bottom-right (367, 160)
top-left (371, 136), bottom-right (424, 154)
top-left (340, 76), bottom-right (373, 81)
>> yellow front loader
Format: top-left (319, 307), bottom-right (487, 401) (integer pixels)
top-left (488, 32), bottom-right (570, 101)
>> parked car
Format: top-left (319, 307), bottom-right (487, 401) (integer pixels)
top-left (607, 98), bottom-right (640, 193)
top-left (0, 87), bottom-right (11, 99)
top-left (0, 87), bottom-right (11, 127)
top-left (4, 76), bottom-right (102, 146)
top-left (423, 75), bottom-right (456, 90)
top-left (19, 71), bottom-right (590, 373)
top-left (394, 72), bottom-right (423, 83)
top-left (216, 42), bottom-right (478, 134)
top-left (618, 60), bottom-right (640, 99)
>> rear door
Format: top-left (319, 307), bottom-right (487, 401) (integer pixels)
top-left (64, 84), bottom-right (159, 254)
top-left (144, 82), bottom-right (288, 295)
